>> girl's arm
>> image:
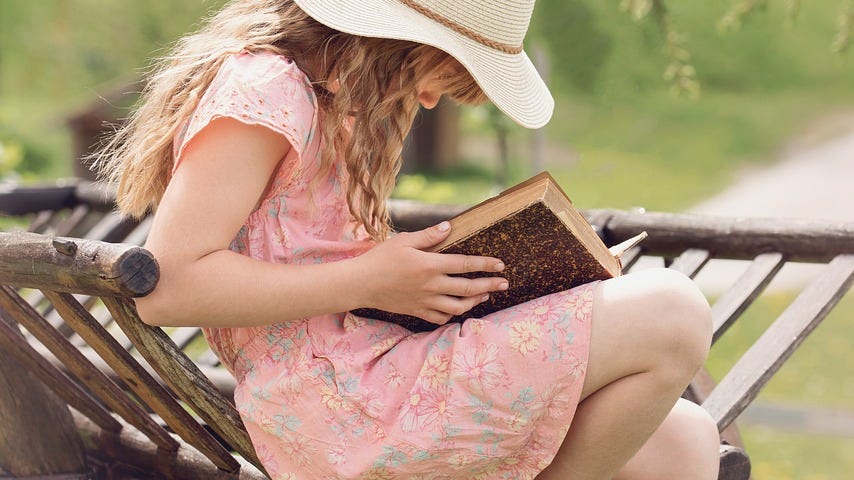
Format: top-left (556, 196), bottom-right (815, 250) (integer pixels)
top-left (137, 118), bottom-right (507, 328)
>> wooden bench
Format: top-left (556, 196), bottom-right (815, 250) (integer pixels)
top-left (2, 181), bottom-right (853, 479)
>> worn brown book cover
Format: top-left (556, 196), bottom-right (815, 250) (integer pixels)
top-left (353, 172), bottom-right (645, 332)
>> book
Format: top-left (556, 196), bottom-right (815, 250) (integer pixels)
top-left (352, 171), bottom-right (647, 332)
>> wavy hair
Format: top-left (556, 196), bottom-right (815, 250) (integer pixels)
top-left (95, 0), bottom-right (486, 240)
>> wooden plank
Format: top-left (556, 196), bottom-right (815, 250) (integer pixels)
top-left (0, 309), bottom-right (120, 433)
top-left (122, 215), bottom-right (154, 247)
top-left (0, 232), bottom-right (158, 298)
top-left (51, 204), bottom-right (93, 237)
top-left (0, 286), bottom-right (178, 451)
top-left (710, 252), bottom-right (786, 344)
top-left (73, 411), bottom-right (268, 480)
top-left (599, 209), bottom-right (854, 262)
top-left (43, 291), bottom-right (239, 473)
top-left (0, 184), bottom-right (77, 216)
top-left (718, 444), bottom-right (751, 480)
top-left (31, 213), bottom-right (138, 336)
top-left (667, 248), bottom-right (710, 278)
top-left (104, 296), bottom-right (261, 471)
top-left (0, 311), bottom-right (89, 477)
top-left (32, 341), bottom-right (237, 401)
top-left (703, 254), bottom-right (854, 431)
top-left (83, 211), bottom-right (138, 244)
top-left (27, 210), bottom-right (57, 233)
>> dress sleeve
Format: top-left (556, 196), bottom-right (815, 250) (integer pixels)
top-left (172, 52), bottom-right (318, 180)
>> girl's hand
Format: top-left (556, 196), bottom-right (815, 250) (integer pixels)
top-left (355, 222), bottom-right (508, 325)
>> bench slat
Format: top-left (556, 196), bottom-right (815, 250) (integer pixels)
top-left (668, 248), bottom-right (711, 277)
top-left (104, 296), bottom-right (261, 472)
top-left (703, 254), bottom-right (854, 431)
top-left (0, 308), bottom-right (121, 433)
top-left (710, 253), bottom-right (786, 343)
top-left (0, 286), bottom-right (178, 451)
top-left (73, 411), bottom-right (268, 480)
top-left (44, 291), bottom-right (240, 472)
top-left (52, 204), bottom-right (94, 237)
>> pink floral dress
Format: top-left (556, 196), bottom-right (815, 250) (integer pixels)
top-left (174, 51), bottom-right (597, 480)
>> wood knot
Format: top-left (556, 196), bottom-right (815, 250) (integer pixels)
top-left (52, 238), bottom-right (78, 256)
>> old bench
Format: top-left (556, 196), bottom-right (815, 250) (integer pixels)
top-left (2, 181), bottom-right (853, 479)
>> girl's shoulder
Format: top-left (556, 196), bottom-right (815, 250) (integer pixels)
top-left (174, 51), bottom-right (318, 169)
top-left (216, 51), bottom-right (316, 108)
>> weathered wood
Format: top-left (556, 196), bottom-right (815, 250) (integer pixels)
top-left (0, 286), bottom-right (178, 451)
top-left (103, 296), bottom-right (262, 472)
top-left (52, 204), bottom-right (93, 237)
top-left (0, 310), bottom-right (121, 433)
top-left (72, 411), bottom-right (267, 480)
top-left (0, 232), bottom-right (158, 297)
top-left (0, 184), bottom-right (77, 216)
top-left (667, 248), bottom-right (711, 278)
top-left (0, 312), bottom-right (90, 477)
top-left (79, 211), bottom-right (138, 244)
top-left (27, 212), bottom-right (139, 340)
top-left (601, 209), bottom-right (854, 262)
top-left (122, 215), bottom-right (154, 247)
top-left (703, 254), bottom-right (854, 431)
top-left (31, 341), bottom-right (237, 402)
top-left (27, 210), bottom-right (58, 233)
top-left (710, 253), bottom-right (786, 343)
top-left (718, 444), bottom-right (751, 480)
top-left (43, 291), bottom-right (240, 473)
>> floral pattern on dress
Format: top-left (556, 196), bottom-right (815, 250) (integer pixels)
top-left (175, 51), bottom-right (598, 479)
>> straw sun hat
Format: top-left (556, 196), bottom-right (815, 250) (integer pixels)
top-left (292, 0), bottom-right (552, 129)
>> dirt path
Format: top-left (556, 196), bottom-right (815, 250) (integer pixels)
top-left (688, 117), bottom-right (854, 292)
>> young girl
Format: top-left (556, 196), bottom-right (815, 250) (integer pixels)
top-left (99, 0), bottom-right (721, 478)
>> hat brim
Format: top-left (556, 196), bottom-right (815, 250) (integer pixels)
top-left (293, 0), bottom-right (553, 129)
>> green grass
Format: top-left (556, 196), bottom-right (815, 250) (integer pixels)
top-left (706, 292), bottom-right (854, 479)
top-left (707, 292), bottom-right (854, 409)
top-left (742, 426), bottom-right (854, 480)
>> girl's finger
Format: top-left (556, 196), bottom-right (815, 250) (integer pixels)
top-left (436, 276), bottom-right (509, 298)
top-left (437, 253), bottom-right (505, 275)
top-left (431, 293), bottom-right (492, 319)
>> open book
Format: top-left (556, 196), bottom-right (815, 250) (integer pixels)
top-left (353, 171), bottom-right (647, 332)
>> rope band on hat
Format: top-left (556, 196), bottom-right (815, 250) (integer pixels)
top-left (399, 0), bottom-right (524, 54)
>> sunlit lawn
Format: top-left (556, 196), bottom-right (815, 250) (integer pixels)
top-left (709, 292), bottom-right (854, 479)
top-left (743, 426), bottom-right (854, 480)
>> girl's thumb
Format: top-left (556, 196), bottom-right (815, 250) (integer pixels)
top-left (403, 221), bottom-right (451, 249)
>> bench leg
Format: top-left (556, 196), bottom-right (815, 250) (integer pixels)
top-left (719, 443), bottom-right (751, 480)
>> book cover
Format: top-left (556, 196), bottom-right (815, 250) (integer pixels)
top-left (353, 172), bottom-right (644, 332)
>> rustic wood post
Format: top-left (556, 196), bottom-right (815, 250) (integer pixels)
top-left (0, 312), bottom-right (90, 477)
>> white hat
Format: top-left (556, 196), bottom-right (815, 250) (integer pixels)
top-left (292, 0), bottom-right (553, 129)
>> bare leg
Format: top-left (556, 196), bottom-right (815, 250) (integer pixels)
top-left (614, 398), bottom-right (720, 480)
top-left (537, 268), bottom-right (716, 480)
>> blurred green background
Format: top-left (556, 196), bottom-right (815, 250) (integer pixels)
top-left (2, 1), bottom-right (853, 478)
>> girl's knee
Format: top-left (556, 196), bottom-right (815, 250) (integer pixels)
top-left (629, 268), bottom-right (713, 373)
top-left (666, 400), bottom-right (721, 467)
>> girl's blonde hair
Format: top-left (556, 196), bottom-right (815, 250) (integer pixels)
top-left (96, 0), bottom-right (486, 240)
